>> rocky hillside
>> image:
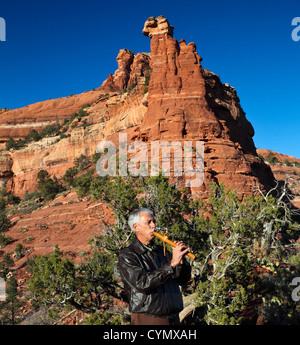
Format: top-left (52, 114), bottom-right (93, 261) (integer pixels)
top-left (0, 16), bottom-right (275, 199)
top-left (257, 149), bottom-right (300, 208)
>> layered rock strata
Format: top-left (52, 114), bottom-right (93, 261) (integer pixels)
top-left (1, 15), bottom-right (275, 197)
top-left (127, 15), bottom-right (275, 194)
top-left (0, 90), bottom-right (102, 146)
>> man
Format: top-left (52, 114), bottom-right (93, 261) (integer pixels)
top-left (118, 208), bottom-right (191, 325)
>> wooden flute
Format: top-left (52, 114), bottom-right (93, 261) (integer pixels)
top-left (152, 231), bottom-right (196, 260)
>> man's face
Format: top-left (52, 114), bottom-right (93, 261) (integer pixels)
top-left (134, 212), bottom-right (156, 245)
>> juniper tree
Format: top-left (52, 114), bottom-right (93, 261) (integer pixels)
top-left (28, 244), bottom-right (117, 323)
top-left (37, 170), bottom-right (65, 200)
top-left (0, 275), bottom-right (24, 325)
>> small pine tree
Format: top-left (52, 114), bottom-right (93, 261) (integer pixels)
top-left (5, 137), bottom-right (17, 150)
top-left (62, 166), bottom-right (78, 187)
top-left (28, 129), bottom-right (41, 142)
top-left (37, 170), bottom-right (65, 200)
top-left (0, 275), bottom-right (25, 325)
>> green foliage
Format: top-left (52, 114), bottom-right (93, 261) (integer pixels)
top-left (265, 152), bottom-right (280, 165)
top-left (0, 234), bottom-right (11, 248)
top-left (73, 169), bottom-right (95, 197)
top-left (15, 243), bottom-right (26, 259)
top-left (74, 154), bottom-right (91, 171)
top-left (189, 183), bottom-right (299, 324)
top-left (0, 188), bottom-right (20, 208)
top-left (77, 104), bottom-right (90, 118)
top-left (0, 253), bottom-right (14, 277)
top-left (68, 104), bottom-right (90, 123)
top-left (0, 209), bottom-right (12, 248)
top-left (285, 160), bottom-right (293, 167)
top-left (5, 136), bottom-right (18, 150)
top-left (0, 197), bottom-right (6, 210)
top-left (23, 171), bottom-right (300, 325)
top-left (78, 248), bottom-right (116, 309)
top-left (5, 122), bottom-right (62, 151)
top-left (6, 193), bottom-right (21, 205)
top-left (90, 175), bottom-right (139, 255)
top-left (39, 122), bottom-right (62, 138)
top-left (144, 76), bottom-right (150, 86)
top-left (28, 244), bottom-right (118, 323)
top-left (92, 152), bottom-right (101, 164)
top-left (62, 166), bottom-right (78, 187)
top-left (37, 169), bottom-right (65, 200)
top-left (23, 190), bottom-right (39, 201)
top-left (139, 173), bottom-right (189, 230)
top-left (4, 104), bottom-right (91, 151)
top-left (0, 275), bottom-right (25, 324)
top-left (288, 254), bottom-right (300, 275)
top-left (84, 312), bottom-right (123, 325)
top-left (28, 129), bottom-right (41, 142)
top-left (29, 245), bottom-right (78, 311)
top-left (257, 264), bottom-right (300, 324)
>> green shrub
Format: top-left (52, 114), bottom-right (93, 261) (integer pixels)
top-left (0, 210), bottom-right (11, 233)
top-left (15, 243), bottom-right (26, 259)
top-left (23, 190), bottom-right (39, 201)
top-left (62, 167), bottom-right (78, 187)
top-left (28, 129), bottom-right (41, 142)
top-left (5, 137), bottom-right (18, 150)
top-left (84, 312), bottom-right (122, 325)
top-left (39, 123), bottom-right (61, 138)
top-left (37, 170), bottom-right (65, 200)
top-left (75, 154), bottom-right (91, 171)
top-left (74, 169), bottom-right (95, 197)
top-left (265, 152), bottom-right (280, 165)
top-left (0, 234), bottom-right (12, 248)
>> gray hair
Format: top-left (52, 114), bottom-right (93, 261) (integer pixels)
top-left (128, 208), bottom-right (154, 232)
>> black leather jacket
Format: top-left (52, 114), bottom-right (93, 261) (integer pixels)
top-left (118, 237), bottom-right (191, 317)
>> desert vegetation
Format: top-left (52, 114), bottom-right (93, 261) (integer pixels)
top-left (0, 157), bottom-right (299, 325)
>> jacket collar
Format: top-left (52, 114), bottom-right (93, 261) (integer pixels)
top-left (129, 237), bottom-right (155, 255)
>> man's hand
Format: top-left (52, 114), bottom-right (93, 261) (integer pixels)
top-left (170, 241), bottom-right (190, 268)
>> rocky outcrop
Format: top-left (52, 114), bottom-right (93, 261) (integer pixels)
top-left (128, 15), bottom-right (275, 194)
top-left (257, 149), bottom-right (300, 201)
top-left (1, 15), bottom-right (276, 198)
top-left (0, 153), bottom-right (13, 188)
top-left (0, 90), bottom-right (102, 147)
top-left (142, 15), bottom-right (174, 37)
top-left (3, 86), bottom-right (148, 197)
top-left (100, 50), bottom-right (151, 91)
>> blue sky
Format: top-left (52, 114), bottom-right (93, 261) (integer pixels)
top-left (0, 0), bottom-right (299, 158)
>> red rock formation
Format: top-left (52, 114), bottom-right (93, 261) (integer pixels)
top-left (0, 153), bottom-right (13, 188)
top-left (0, 90), bottom-right (102, 146)
top-left (129, 15), bottom-right (275, 194)
top-left (100, 49), bottom-right (150, 91)
top-left (1, 15), bottom-right (276, 198)
top-left (257, 149), bottom-right (300, 206)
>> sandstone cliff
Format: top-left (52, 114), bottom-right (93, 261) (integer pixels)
top-left (0, 15), bottom-right (275, 198)
top-left (133, 16), bottom-right (274, 194)
top-left (0, 91), bottom-right (102, 146)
